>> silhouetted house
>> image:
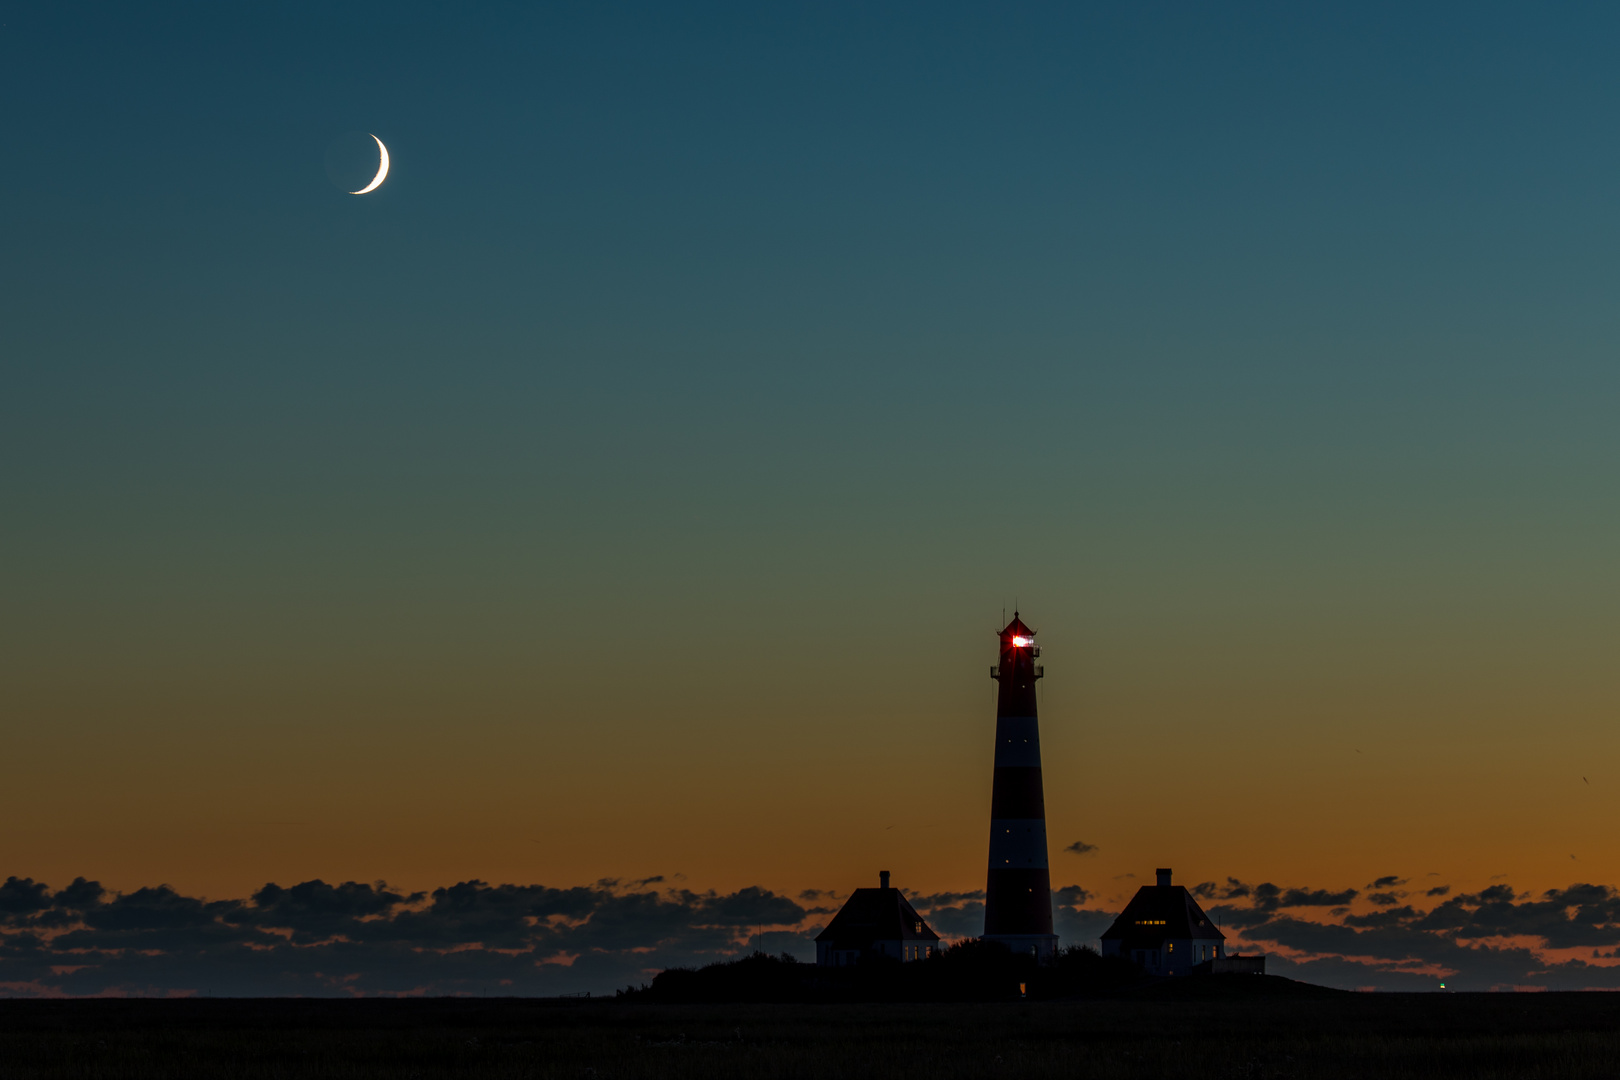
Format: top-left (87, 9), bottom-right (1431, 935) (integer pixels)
top-left (815, 871), bottom-right (941, 966)
top-left (1100, 868), bottom-right (1230, 976)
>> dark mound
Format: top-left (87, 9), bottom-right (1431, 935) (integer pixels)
top-left (628, 943), bottom-right (1340, 1003)
top-left (1119, 972), bottom-right (1351, 1000)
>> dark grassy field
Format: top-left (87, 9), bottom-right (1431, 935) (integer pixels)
top-left (3, 984), bottom-right (1619, 1079)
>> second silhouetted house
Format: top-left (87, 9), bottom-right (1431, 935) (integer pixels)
top-left (1099, 868), bottom-right (1228, 976)
top-left (815, 871), bottom-right (941, 967)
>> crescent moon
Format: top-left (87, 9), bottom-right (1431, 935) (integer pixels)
top-left (350, 134), bottom-right (390, 195)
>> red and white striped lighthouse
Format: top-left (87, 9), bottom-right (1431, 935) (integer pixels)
top-left (983, 613), bottom-right (1059, 960)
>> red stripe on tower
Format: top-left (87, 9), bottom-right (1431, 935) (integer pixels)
top-left (982, 612), bottom-right (1059, 961)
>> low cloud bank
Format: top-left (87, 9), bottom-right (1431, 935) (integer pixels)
top-left (1201, 878), bottom-right (1620, 991)
top-left (5, 873), bottom-right (1619, 995)
top-left (0, 876), bottom-right (808, 998)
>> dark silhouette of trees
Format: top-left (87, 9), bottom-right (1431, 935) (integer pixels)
top-left (625, 941), bottom-right (1141, 1003)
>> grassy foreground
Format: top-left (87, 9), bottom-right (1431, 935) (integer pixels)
top-left (3, 988), bottom-right (1620, 1079)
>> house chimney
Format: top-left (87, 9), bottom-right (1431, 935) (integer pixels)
top-left (880, 870), bottom-right (890, 889)
top-left (1156, 868), bottom-right (1172, 887)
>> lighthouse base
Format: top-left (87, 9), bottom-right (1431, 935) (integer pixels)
top-left (982, 934), bottom-right (1059, 962)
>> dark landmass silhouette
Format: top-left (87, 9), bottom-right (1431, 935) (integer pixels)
top-left (4, 991), bottom-right (1620, 1079)
top-left (625, 940), bottom-right (1335, 1003)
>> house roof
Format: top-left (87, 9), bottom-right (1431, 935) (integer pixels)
top-left (813, 888), bottom-right (941, 945)
top-left (1099, 884), bottom-right (1226, 944)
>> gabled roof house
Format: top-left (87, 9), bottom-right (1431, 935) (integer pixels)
top-left (814, 871), bottom-right (941, 967)
top-left (1099, 868), bottom-right (1226, 976)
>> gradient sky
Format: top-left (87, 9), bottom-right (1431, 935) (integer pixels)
top-left (5, 0), bottom-right (1620, 938)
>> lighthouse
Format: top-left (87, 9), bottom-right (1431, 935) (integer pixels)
top-left (982, 613), bottom-right (1059, 960)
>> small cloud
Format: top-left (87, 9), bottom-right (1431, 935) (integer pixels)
top-left (1253, 883), bottom-right (1282, 911)
top-left (1369, 876), bottom-right (1406, 889)
top-left (0, 877), bottom-right (52, 917)
top-left (1426, 885), bottom-right (1451, 897)
top-left (1063, 841), bottom-right (1098, 856)
top-left (1343, 905), bottom-right (1421, 929)
top-left (908, 890), bottom-right (984, 908)
top-left (1053, 885), bottom-right (1092, 906)
top-left (1190, 882), bottom-right (1220, 899)
top-left (54, 878), bottom-right (106, 910)
top-left (1280, 887), bottom-right (1358, 908)
top-left (1368, 891), bottom-right (1406, 907)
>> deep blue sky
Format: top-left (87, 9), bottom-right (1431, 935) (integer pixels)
top-left (4, 3), bottom-right (1620, 912)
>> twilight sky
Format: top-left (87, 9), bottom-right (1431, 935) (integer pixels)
top-left (4, 1), bottom-right (1620, 993)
